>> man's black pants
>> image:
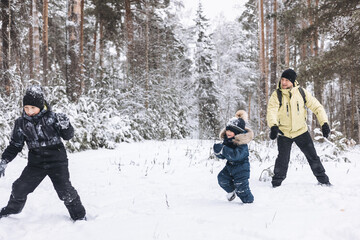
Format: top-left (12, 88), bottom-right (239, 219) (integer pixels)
top-left (0, 165), bottom-right (86, 220)
top-left (272, 131), bottom-right (329, 187)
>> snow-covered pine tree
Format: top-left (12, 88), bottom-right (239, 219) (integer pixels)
top-left (213, 19), bottom-right (258, 127)
top-left (238, 0), bottom-right (261, 131)
top-left (194, 1), bottom-right (220, 139)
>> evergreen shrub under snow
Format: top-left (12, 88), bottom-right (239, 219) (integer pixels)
top-left (0, 82), bottom-right (190, 153)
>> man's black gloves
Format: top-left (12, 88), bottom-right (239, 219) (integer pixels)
top-left (223, 137), bottom-right (237, 149)
top-left (269, 126), bottom-right (279, 140)
top-left (321, 123), bottom-right (330, 138)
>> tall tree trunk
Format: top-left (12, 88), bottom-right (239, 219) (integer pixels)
top-left (257, 84), bottom-right (261, 131)
top-left (92, 18), bottom-right (98, 81)
top-left (283, 0), bottom-right (290, 68)
top-left (300, 18), bottom-right (307, 62)
top-left (1, 0), bottom-right (10, 95)
top-left (328, 82), bottom-right (334, 125)
top-left (265, 2), bottom-right (270, 93)
top-left (79, 0), bottom-right (84, 89)
top-left (125, 0), bottom-right (134, 77)
top-left (258, 0), bottom-right (267, 132)
top-left (284, 30), bottom-right (290, 67)
top-left (144, 1), bottom-right (150, 109)
top-left (99, 18), bottom-right (104, 80)
top-left (307, 0), bottom-right (315, 56)
top-left (7, 0), bottom-right (10, 63)
top-left (319, 33), bottom-right (324, 55)
top-left (311, 0), bottom-right (322, 134)
top-left (312, 76), bottom-right (323, 131)
top-left (258, 0), bottom-right (265, 82)
top-left (248, 92), bottom-right (252, 121)
top-left (66, 0), bottom-right (82, 102)
top-left (351, 74), bottom-right (356, 140)
top-left (42, 0), bottom-right (48, 85)
top-left (0, 32), bottom-right (2, 66)
top-left (340, 76), bottom-right (346, 135)
top-left (312, 0), bottom-right (323, 132)
top-left (300, 0), bottom-right (308, 62)
top-left (293, 45), bottom-right (297, 67)
top-left (32, 0), bottom-right (40, 79)
top-left (346, 80), bottom-right (352, 139)
top-left (270, 0), bottom-right (278, 93)
top-left (28, 0), bottom-right (33, 80)
top-left (356, 78), bottom-right (360, 143)
top-left (314, 0), bottom-right (319, 56)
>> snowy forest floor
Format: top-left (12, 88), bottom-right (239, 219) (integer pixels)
top-left (0, 140), bottom-right (359, 240)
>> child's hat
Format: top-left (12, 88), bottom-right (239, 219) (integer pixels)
top-left (23, 86), bottom-right (45, 110)
top-left (225, 110), bottom-right (248, 135)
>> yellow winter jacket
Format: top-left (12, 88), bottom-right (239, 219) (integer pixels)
top-left (266, 81), bottom-right (328, 139)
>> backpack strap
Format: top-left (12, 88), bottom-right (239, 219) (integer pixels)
top-left (276, 89), bottom-right (282, 108)
top-left (298, 87), bottom-right (307, 105)
top-left (276, 87), bottom-right (306, 109)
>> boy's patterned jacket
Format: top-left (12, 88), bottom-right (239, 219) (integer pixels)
top-left (2, 104), bottom-right (73, 167)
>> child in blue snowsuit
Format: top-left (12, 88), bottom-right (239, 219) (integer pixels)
top-left (213, 110), bottom-right (254, 203)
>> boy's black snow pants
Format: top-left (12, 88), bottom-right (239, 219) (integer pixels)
top-left (271, 131), bottom-right (330, 187)
top-left (0, 165), bottom-right (86, 220)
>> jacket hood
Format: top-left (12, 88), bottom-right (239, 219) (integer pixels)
top-left (219, 127), bottom-right (254, 145)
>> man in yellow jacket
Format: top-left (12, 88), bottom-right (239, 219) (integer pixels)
top-left (266, 69), bottom-right (331, 187)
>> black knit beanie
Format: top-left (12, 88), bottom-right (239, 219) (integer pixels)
top-left (226, 117), bottom-right (246, 135)
top-left (23, 86), bottom-right (45, 110)
top-left (281, 69), bottom-right (297, 85)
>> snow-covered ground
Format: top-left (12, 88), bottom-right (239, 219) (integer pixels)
top-left (0, 140), bottom-right (359, 240)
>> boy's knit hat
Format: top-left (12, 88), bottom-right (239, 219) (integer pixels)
top-left (225, 110), bottom-right (248, 135)
top-left (23, 86), bottom-right (45, 110)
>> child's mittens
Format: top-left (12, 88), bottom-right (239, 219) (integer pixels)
top-left (223, 137), bottom-right (237, 149)
top-left (56, 113), bottom-right (70, 129)
top-left (213, 143), bottom-right (224, 155)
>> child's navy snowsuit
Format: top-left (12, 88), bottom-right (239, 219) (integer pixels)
top-left (214, 128), bottom-right (254, 203)
top-left (0, 105), bottom-right (86, 220)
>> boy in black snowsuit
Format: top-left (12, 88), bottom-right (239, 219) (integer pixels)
top-left (0, 86), bottom-right (86, 221)
top-left (214, 110), bottom-right (254, 203)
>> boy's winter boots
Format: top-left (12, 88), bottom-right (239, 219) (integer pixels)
top-left (0, 195), bottom-right (86, 221)
top-left (226, 191), bottom-right (236, 201)
top-left (65, 196), bottom-right (86, 221)
top-left (318, 182), bottom-right (332, 187)
top-left (0, 194), bottom-right (27, 219)
top-left (0, 207), bottom-right (11, 219)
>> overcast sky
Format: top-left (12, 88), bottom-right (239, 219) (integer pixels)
top-left (180, 0), bottom-right (247, 24)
